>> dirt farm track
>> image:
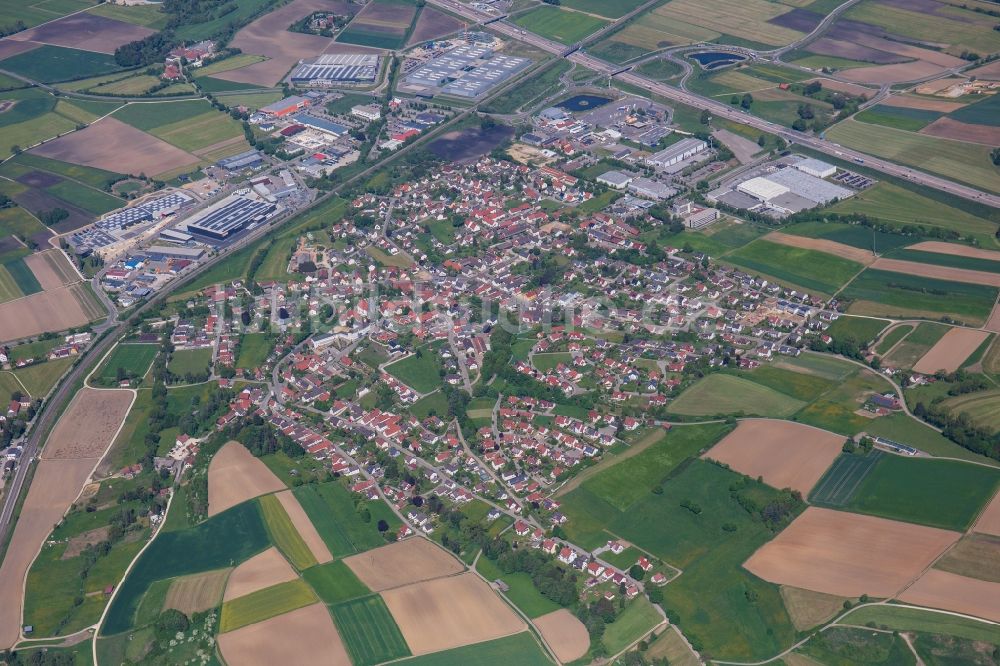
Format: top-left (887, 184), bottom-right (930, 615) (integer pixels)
top-left (0, 388), bottom-right (132, 649)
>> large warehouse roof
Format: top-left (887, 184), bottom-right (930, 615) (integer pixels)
top-left (766, 168), bottom-right (852, 204)
top-left (737, 177), bottom-right (789, 202)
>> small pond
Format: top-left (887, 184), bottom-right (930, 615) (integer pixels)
top-left (557, 94), bottom-right (613, 112)
top-left (689, 51), bottom-right (747, 70)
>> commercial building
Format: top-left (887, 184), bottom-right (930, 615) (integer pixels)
top-left (403, 43), bottom-right (531, 98)
top-left (289, 53), bottom-right (380, 86)
top-left (185, 193), bottom-right (277, 240)
top-left (737, 176), bottom-right (790, 202)
top-left (596, 170), bottom-right (633, 189)
top-left (290, 113), bottom-right (348, 136)
top-left (645, 138), bottom-right (708, 169)
top-left (351, 104), bottom-right (382, 121)
top-left (765, 167), bottom-right (852, 205)
top-left (146, 245), bottom-right (205, 260)
top-left (260, 96), bottom-right (311, 118)
top-left (627, 177), bottom-right (677, 201)
top-left (217, 150), bottom-right (264, 171)
top-left (793, 157), bottom-right (836, 179)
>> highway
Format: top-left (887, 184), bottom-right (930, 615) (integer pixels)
top-left (430, 0), bottom-right (1000, 208)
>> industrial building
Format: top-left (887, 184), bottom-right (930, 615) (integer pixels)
top-left (146, 245), bottom-right (205, 260)
top-left (738, 177), bottom-right (790, 202)
top-left (185, 193), bottom-right (278, 240)
top-left (260, 96), bottom-right (311, 118)
top-left (291, 113), bottom-right (348, 136)
top-left (793, 157), bottom-right (836, 179)
top-left (596, 170), bottom-right (633, 189)
top-left (645, 138), bottom-right (708, 169)
top-left (217, 150), bottom-right (264, 171)
top-left (351, 104), bottom-right (382, 121)
top-left (627, 177), bottom-right (677, 201)
top-left (403, 43), bottom-right (531, 98)
top-left (288, 53), bottom-right (380, 86)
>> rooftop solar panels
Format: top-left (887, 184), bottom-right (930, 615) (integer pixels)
top-left (290, 53), bottom-right (381, 84)
top-left (186, 194), bottom-right (277, 240)
top-left (404, 43), bottom-right (531, 97)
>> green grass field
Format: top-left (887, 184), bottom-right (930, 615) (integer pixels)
top-left (86, 2), bottom-right (167, 27)
top-left (11, 152), bottom-right (124, 189)
top-left (855, 105), bottom-right (942, 132)
top-left (329, 595), bottom-right (411, 666)
top-left (844, 454), bottom-right (1000, 530)
top-left (561, 0), bottom-right (646, 19)
top-left (842, 605), bottom-right (1000, 643)
top-left (235, 333), bottom-right (271, 369)
top-left (259, 494), bottom-right (318, 570)
top-left (113, 100), bottom-right (216, 132)
top-left (302, 560), bottom-right (370, 604)
top-left (169, 348), bottom-right (212, 376)
top-left (949, 93), bottom-right (1000, 126)
top-left (94, 343), bottom-right (157, 384)
top-left (395, 633), bottom-right (551, 666)
top-left (941, 390), bottom-right (1000, 432)
top-left (797, 626), bottom-right (915, 666)
top-left (475, 555), bottom-right (561, 618)
top-left (562, 460), bottom-right (799, 659)
top-left (384, 350), bottom-right (444, 393)
top-left (669, 374), bottom-right (806, 417)
top-left (44, 179), bottom-right (122, 215)
top-left (102, 500), bottom-right (270, 635)
top-left (809, 451), bottom-right (882, 506)
top-left (827, 184), bottom-right (999, 247)
top-left (875, 324), bottom-right (913, 355)
top-left (14, 357), bottom-right (72, 396)
top-left (292, 482), bottom-right (394, 558)
top-left (826, 119), bottom-right (1000, 194)
top-left (826, 316), bottom-right (889, 346)
top-left (887, 248), bottom-right (1000, 274)
top-left (511, 5), bottom-right (609, 44)
top-left (726, 239), bottom-right (864, 295)
top-left (0, 45), bottom-right (120, 83)
top-left (482, 60), bottom-right (571, 115)
top-left (219, 579), bottom-right (318, 633)
top-left (842, 269), bottom-right (998, 326)
top-left (3, 256), bottom-right (41, 294)
top-left (583, 423), bottom-right (731, 510)
top-left (602, 597), bottom-right (663, 654)
top-left (782, 221), bottom-right (920, 254)
top-left (864, 412), bottom-right (998, 466)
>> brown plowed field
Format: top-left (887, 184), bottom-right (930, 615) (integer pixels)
top-left (207, 441), bottom-right (285, 516)
top-left (406, 6), bottom-right (464, 46)
top-left (275, 490), bottom-right (333, 564)
top-left (0, 283), bottom-right (103, 343)
top-left (986, 302), bottom-right (1000, 334)
top-left (870, 257), bottom-right (1000, 287)
top-left (224, 547), bottom-right (298, 601)
top-left (23, 250), bottom-right (79, 290)
top-left (211, 0), bottom-right (356, 86)
top-left (906, 242), bottom-right (1000, 261)
top-left (883, 95), bottom-right (967, 113)
top-left (0, 40), bottom-right (41, 60)
top-left (974, 489), bottom-right (1000, 537)
top-left (766, 231), bottom-right (876, 265)
top-left (31, 117), bottom-right (199, 180)
top-left (899, 570), bottom-right (1000, 622)
top-left (0, 387), bottom-right (131, 648)
top-left (6, 14), bottom-right (154, 54)
top-left (218, 603), bottom-right (351, 666)
top-left (533, 609), bottom-right (590, 663)
top-left (969, 60), bottom-right (1000, 80)
top-left (912, 327), bottom-right (989, 374)
top-left (703, 420), bottom-right (844, 494)
top-left (744, 507), bottom-right (959, 597)
top-left (921, 117), bottom-right (1000, 145)
top-left (840, 61), bottom-right (948, 84)
top-left (382, 573), bottom-right (526, 655)
top-left (165, 569), bottom-right (231, 614)
top-left (344, 537), bottom-right (464, 591)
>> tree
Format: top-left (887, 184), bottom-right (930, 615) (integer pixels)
top-left (629, 564), bottom-right (646, 580)
top-left (377, 519), bottom-right (389, 532)
top-left (154, 609), bottom-right (189, 638)
top-left (700, 109), bottom-right (711, 125)
top-left (740, 93), bottom-right (753, 109)
top-left (757, 134), bottom-right (766, 147)
top-left (992, 147), bottom-right (1000, 167)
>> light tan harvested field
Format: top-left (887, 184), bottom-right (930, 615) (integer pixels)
top-left (23, 250), bottom-right (79, 290)
top-left (967, 59), bottom-right (1000, 80)
top-left (275, 490), bottom-right (333, 564)
top-left (912, 327), bottom-right (989, 374)
top-left (882, 94), bottom-right (967, 113)
top-left (383, 573), bottom-right (525, 655)
top-left (805, 78), bottom-right (873, 97)
top-left (208, 441), bottom-right (286, 517)
top-left (224, 547), bottom-right (298, 602)
top-left (406, 6), bottom-right (464, 46)
top-left (6, 14), bottom-right (155, 53)
top-left (212, 0), bottom-right (356, 86)
top-left (974, 489), bottom-right (1000, 536)
top-left (766, 231), bottom-right (876, 265)
top-left (344, 537), bottom-right (464, 591)
top-left (899, 570), bottom-right (1000, 622)
top-left (780, 585), bottom-right (849, 631)
top-left (165, 569), bottom-right (231, 614)
top-left (533, 609), bottom-right (589, 663)
top-left (871, 257), bottom-right (1000, 287)
top-left (986, 302), bottom-right (1000, 334)
top-left (31, 117), bottom-right (199, 180)
top-left (217, 603), bottom-right (351, 666)
top-left (744, 507), bottom-right (959, 597)
top-left (921, 116), bottom-right (1000, 145)
top-left (907, 241), bottom-right (1000, 261)
top-left (840, 61), bottom-right (948, 84)
top-left (43, 388), bottom-right (133, 459)
top-left (0, 283), bottom-right (103, 343)
top-left (0, 387), bottom-right (131, 648)
top-left (914, 77), bottom-right (966, 94)
top-left (703, 420), bottom-right (844, 494)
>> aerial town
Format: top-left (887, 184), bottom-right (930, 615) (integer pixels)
top-left (0, 0), bottom-right (999, 665)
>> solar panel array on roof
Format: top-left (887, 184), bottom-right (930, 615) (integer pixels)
top-left (291, 113), bottom-right (348, 136)
top-left (405, 43), bottom-right (531, 97)
top-left (186, 195), bottom-right (277, 240)
top-left (290, 53), bottom-right (380, 84)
